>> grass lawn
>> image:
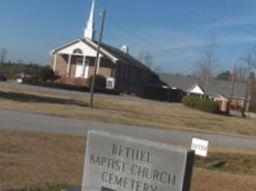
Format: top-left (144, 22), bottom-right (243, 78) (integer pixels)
top-left (0, 84), bottom-right (256, 137)
top-left (0, 130), bottom-right (256, 191)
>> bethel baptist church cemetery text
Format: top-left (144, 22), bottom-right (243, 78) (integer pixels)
top-left (89, 144), bottom-right (177, 191)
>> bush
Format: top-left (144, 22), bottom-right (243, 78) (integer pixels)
top-left (88, 75), bottom-right (106, 88)
top-left (182, 95), bottom-right (220, 113)
top-left (39, 66), bottom-right (55, 82)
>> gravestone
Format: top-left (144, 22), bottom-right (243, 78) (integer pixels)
top-left (82, 131), bottom-right (195, 191)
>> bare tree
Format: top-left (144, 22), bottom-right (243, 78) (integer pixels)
top-left (241, 50), bottom-right (256, 113)
top-left (0, 47), bottom-right (7, 64)
top-left (195, 42), bottom-right (217, 95)
top-left (154, 65), bottom-right (163, 73)
top-left (234, 66), bottom-right (248, 82)
top-left (138, 51), bottom-right (154, 69)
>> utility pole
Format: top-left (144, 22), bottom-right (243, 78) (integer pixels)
top-left (0, 47), bottom-right (7, 64)
top-left (245, 56), bottom-right (253, 115)
top-left (241, 51), bottom-right (254, 116)
top-left (89, 10), bottom-right (106, 108)
top-left (230, 66), bottom-right (236, 99)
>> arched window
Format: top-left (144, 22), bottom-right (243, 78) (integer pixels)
top-left (73, 48), bottom-right (83, 54)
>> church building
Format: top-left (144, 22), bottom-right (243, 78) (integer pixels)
top-left (51, 0), bottom-right (157, 94)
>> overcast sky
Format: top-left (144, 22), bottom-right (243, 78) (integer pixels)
top-left (1, 0), bottom-right (256, 74)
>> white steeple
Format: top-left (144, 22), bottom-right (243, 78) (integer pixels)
top-left (84, 0), bottom-right (95, 40)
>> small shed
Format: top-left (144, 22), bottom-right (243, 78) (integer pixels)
top-left (213, 95), bottom-right (229, 113)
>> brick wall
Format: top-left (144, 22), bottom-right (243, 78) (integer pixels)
top-left (54, 54), bottom-right (68, 76)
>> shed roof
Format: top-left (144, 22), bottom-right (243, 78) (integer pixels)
top-left (158, 73), bottom-right (247, 98)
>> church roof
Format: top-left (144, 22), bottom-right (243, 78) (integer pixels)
top-left (96, 42), bottom-right (151, 71)
top-left (52, 38), bottom-right (151, 71)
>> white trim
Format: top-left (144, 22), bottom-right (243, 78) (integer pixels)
top-left (84, 62), bottom-right (89, 79)
top-left (51, 39), bottom-right (80, 55)
top-left (52, 38), bottom-right (119, 64)
top-left (82, 56), bottom-right (86, 77)
top-left (53, 54), bottom-right (57, 71)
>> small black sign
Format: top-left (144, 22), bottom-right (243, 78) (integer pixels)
top-left (102, 187), bottom-right (115, 191)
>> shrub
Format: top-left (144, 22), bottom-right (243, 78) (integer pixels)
top-left (182, 95), bottom-right (219, 113)
top-left (39, 66), bottom-right (55, 82)
top-left (88, 75), bottom-right (106, 88)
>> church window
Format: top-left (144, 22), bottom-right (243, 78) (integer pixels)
top-left (73, 48), bottom-right (83, 54)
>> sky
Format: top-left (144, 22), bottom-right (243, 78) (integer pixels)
top-left (1, 0), bottom-right (256, 74)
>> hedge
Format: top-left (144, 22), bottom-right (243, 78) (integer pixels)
top-left (182, 95), bottom-right (220, 113)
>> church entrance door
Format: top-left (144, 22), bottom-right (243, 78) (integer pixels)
top-left (75, 59), bottom-right (84, 78)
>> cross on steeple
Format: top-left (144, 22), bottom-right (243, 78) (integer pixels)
top-left (84, 0), bottom-right (95, 40)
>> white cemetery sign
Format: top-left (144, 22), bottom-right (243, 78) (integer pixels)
top-left (82, 131), bottom-right (195, 191)
top-left (191, 138), bottom-right (209, 157)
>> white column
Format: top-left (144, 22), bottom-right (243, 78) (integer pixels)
top-left (66, 54), bottom-right (72, 77)
top-left (96, 56), bottom-right (101, 75)
top-left (53, 54), bottom-right (57, 71)
top-left (85, 58), bottom-right (89, 79)
top-left (82, 56), bottom-right (86, 77)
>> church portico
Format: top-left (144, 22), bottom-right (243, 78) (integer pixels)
top-left (54, 53), bottom-right (88, 80)
top-left (52, 47), bottom-right (116, 87)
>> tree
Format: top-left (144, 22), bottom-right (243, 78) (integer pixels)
top-left (216, 70), bottom-right (231, 80)
top-left (250, 75), bottom-right (256, 112)
top-left (39, 66), bottom-right (55, 82)
top-left (234, 66), bottom-right (248, 82)
top-left (0, 47), bottom-right (7, 64)
top-left (195, 42), bottom-right (217, 95)
top-left (154, 65), bottom-right (163, 73)
top-left (240, 50), bottom-right (256, 113)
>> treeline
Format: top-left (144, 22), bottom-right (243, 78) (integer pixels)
top-left (0, 62), bottom-right (54, 82)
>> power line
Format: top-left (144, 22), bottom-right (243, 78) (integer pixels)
top-left (112, 22), bottom-right (177, 57)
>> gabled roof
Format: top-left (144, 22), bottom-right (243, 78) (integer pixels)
top-left (51, 39), bottom-right (81, 54)
top-left (51, 38), bottom-right (151, 71)
top-left (187, 83), bottom-right (205, 95)
top-left (158, 73), bottom-right (247, 98)
top-left (51, 38), bottom-right (118, 62)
